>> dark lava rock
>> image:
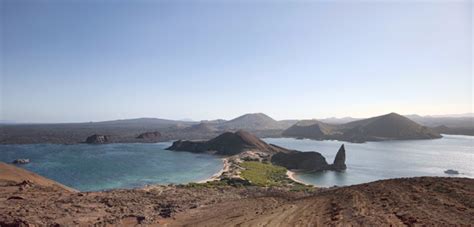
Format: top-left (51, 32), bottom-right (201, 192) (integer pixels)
top-left (271, 143), bottom-right (347, 172)
top-left (85, 134), bottom-right (109, 144)
top-left (156, 203), bottom-right (178, 218)
top-left (12, 159), bottom-right (30, 164)
top-left (136, 131), bottom-right (161, 139)
top-left (444, 169), bottom-right (459, 175)
top-left (330, 144), bottom-right (347, 171)
top-left (271, 151), bottom-right (330, 171)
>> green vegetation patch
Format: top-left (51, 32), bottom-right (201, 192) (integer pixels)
top-left (183, 178), bottom-right (251, 189)
top-left (240, 161), bottom-right (289, 187)
top-left (182, 161), bottom-right (315, 191)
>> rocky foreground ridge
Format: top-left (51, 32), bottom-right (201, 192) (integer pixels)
top-left (0, 162), bottom-right (472, 226)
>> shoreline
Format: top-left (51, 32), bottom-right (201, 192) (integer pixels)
top-left (197, 158), bottom-right (230, 183)
top-left (286, 170), bottom-right (310, 186)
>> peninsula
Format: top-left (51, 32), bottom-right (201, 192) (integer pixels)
top-left (167, 130), bottom-right (346, 179)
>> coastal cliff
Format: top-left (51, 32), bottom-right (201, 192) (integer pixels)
top-left (167, 130), bottom-right (287, 155)
top-left (136, 131), bottom-right (161, 139)
top-left (85, 134), bottom-right (109, 144)
top-left (271, 144), bottom-right (347, 172)
top-left (331, 144), bottom-right (346, 170)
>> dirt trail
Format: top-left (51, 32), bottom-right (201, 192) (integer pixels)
top-left (169, 177), bottom-right (474, 226)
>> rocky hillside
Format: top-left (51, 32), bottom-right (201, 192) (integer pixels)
top-left (282, 120), bottom-right (337, 140)
top-left (0, 162), bottom-right (76, 192)
top-left (169, 177), bottom-right (474, 226)
top-left (406, 114), bottom-right (474, 128)
top-left (283, 113), bottom-right (442, 143)
top-left (183, 122), bottom-right (218, 133)
top-left (217, 113), bottom-right (291, 130)
top-left (340, 113), bottom-right (441, 142)
top-left (136, 131), bottom-right (162, 139)
top-left (271, 144), bottom-right (346, 172)
top-left (1, 164), bottom-right (472, 226)
top-left (167, 130), bottom-right (288, 155)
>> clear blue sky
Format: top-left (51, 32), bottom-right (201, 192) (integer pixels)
top-left (1, 0), bottom-right (472, 123)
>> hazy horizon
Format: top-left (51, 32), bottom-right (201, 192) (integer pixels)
top-left (2, 0), bottom-right (472, 123)
top-left (1, 111), bottom-right (473, 124)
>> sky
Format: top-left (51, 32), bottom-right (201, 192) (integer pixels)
top-left (1, 0), bottom-right (472, 123)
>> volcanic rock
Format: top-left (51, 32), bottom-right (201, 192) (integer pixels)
top-left (331, 144), bottom-right (346, 171)
top-left (137, 131), bottom-right (161, 139)
top-left (12, 159), bottom-right (30, 164)
top-left (167, 130), bottom-right (286, 156)
top-left (444, 169), bottom-right (459, 175)
top-left (85, 134), bottom-right (109, 144)
top-left (271, 151), bottom-right (330, 171)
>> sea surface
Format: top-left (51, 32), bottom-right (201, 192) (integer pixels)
top-left (0, 142), bottom-right (223, 191)
top-left (1, 135), bottom-right (472, 190)
top-left (264, 134), bottom-right (474, 187)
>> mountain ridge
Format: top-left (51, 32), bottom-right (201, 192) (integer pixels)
top-left (2, 112), bottom-right (472, 144)
top-left (283, 112), bottom-right (442, 143)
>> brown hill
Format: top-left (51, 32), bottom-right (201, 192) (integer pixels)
top-left (433, 125), bottom-right (474, 136)
top-left (170, 177), bottom-right (474, 226)
top-left (218, 113), bottom-right (288, 130)
top-left (167, 130), bottom-right (286, 155)
top-left (183, 122), bottom-right (218, 133)
top-left (342, 113), bottom-right (442, 142)
top-left (283, 112), bottom-right (442, 143)
top-left (0, 162), bottom-right (76, 192)
top-left (282, 120), bottom-right (337, 139)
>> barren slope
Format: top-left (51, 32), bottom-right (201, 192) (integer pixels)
top-left (170, 177), bottom-right (474, 226)
top-left (1, 162), bottom-right (472, 226)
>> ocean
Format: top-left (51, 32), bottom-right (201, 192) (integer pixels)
top-left (0, 142), bottom-right (223, 191)
top-left (1, 134), bottom-right (472, 190)
top-left (264, 134), bottom-right (474, 187)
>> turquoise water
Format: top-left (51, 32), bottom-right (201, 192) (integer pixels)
top-left (264, 134), bottom-right (474, 187)
top-left (1, 135), bottom-right (472, 190)
top-left (0, 142), bottom-right (223, 191)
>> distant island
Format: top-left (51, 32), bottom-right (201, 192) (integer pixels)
top-left (283, 113), bottom-right (442, 143)
top-left (0, 112), bottom-right (472, 144)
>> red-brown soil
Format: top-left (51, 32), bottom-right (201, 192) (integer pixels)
top-left (0, 162), bottom-right (472, 226)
